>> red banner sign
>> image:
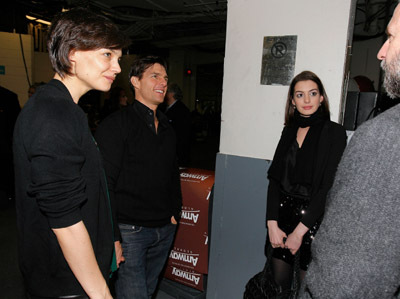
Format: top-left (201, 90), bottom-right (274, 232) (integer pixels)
top-left (163, 168), bottom-right (214, 291)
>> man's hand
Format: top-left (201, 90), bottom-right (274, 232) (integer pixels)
top-left (171, 216), bottom-right (177, 225)
top-left (114, 241), bottom-right (125, 267)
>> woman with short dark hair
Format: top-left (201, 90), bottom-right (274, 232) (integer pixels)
top-left (13, 7), bottom-right (129, 299)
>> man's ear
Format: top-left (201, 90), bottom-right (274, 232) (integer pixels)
top-left (130, 76), bottom-right (140, 89)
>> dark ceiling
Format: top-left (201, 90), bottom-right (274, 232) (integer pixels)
top-left (1, 0), bottom-right (227, 55)
top-left (353, 0), bottom-right (397, 41)
top-left (1, 0), bottom-right (397, 56)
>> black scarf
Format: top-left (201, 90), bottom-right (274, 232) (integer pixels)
top-left (293, 106), bottom-right (325, 128)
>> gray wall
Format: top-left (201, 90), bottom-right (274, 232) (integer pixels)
top-left (207, 153), bottom-right (270, 298)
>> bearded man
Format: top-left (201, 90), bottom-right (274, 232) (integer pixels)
top-left (298, 3), bottom-right (400, 298)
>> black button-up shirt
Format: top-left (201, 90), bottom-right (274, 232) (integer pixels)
top-left (95, 100), bottom-right (182, 228)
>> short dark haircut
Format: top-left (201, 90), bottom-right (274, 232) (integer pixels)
top-left (128, 55), bottom-right (168, 96)
top-left (47, 7), bottom-right (130, 78)
top-left (167, 83), bottom-right (183, 101)
top-left (284, 70), bottom-right (330, 125)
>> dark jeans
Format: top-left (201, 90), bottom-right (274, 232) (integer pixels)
top-left (115, 223), bottom-right (176, 299)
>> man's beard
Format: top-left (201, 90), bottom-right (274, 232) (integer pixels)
top-left (381, 56), bottom-right (400, 99)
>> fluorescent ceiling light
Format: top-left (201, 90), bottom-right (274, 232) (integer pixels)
top-left (25, 15), bottom-right (51, 26)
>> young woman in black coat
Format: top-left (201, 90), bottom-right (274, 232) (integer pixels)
top-left (266, 71), bottom-right (347, 291)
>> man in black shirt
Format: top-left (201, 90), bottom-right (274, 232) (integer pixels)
top-left (162, 83), bottom-right (192, 166)
top-left (95, 55), bottom-right (182, 299)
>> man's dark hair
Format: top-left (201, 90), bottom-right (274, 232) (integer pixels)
top-left (47, 7), bottom-right (130, 78)
top-left (128, 55), bottom-right (168, 97)
top-left (128, 55), bottom-right (168, 80)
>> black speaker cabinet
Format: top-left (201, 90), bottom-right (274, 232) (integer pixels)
top-left (343, 92), bottom-right (377, 131)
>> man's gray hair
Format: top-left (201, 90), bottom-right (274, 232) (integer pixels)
top-left (167, 83), bottom-right (183, 101)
